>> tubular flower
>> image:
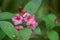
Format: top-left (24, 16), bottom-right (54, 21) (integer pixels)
top-left (26, 20), bottom-right (38, 30)
top-left (12, 14), bottom-right (23, 25)
top-left (23, 13), bottom-right (34, 22)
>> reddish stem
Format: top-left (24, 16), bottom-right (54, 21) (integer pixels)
top-left (18, 6), bottom-right (26, 15)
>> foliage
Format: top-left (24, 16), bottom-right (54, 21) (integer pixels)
top-left (0, 0), bottom-right (60, 40)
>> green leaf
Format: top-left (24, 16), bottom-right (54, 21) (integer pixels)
top-left (35, 4), bottom-right (48, 21)
top-left (0, 29), bottom-right (5, 40)
top-left (18, 28), bottom-right (32, 40)
top-left (34, 27), bottom-right (42, 35)
top-left (24, 0), bottom-right (42, 14)
top-left (47, 30), bottom-right (59, 40)
top-left (0, 21), bottom-right (18, 39)
top-left (0, 12), bottom-right (14, 20)
top-left (43, 14), bottom-right (57, 28)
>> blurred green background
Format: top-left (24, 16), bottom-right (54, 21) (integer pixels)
top-left (0, 0), bottom-right (60, 13)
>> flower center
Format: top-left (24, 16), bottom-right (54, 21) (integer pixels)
top-left (30, 24), bottom-right (33, 27)
top-left (27, 16), bottom-right (32, 21)
top-left (16, 16), bottom-right (20, 20)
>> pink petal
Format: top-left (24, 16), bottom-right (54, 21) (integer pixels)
top-left (23, 13), bottom-right (35, 22)
top-left (26, 20), bottom-right (38, 30)
top-left (23, 12), bottom-right (31, 17)
top-left (15, 26), bottom-right (23, 31)
top-left (12, 14), bottom-right (23, 25)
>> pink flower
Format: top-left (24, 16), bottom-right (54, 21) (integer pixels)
top-left (23, 12), bottom-right (35, 22)
top-left (12, 14), bottom-right (23, 25)
top-left (22, 12), bottom-right (38, 30)
top-left (15, 26), bottom-right (23, 31)
top-left (12, 7), bottom-right (38, 30)
top-left (23, 12), bottom-right (31, 17)
top-left (26, 20), bottom-right (38, 30)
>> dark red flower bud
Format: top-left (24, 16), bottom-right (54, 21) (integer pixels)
top-left (18, 6), bottom-right (26, 15)
top-left (18, 6), bottom-right (23, 12)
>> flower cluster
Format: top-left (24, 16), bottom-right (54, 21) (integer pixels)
top-left (12, 7), bottom-right (38, 31)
